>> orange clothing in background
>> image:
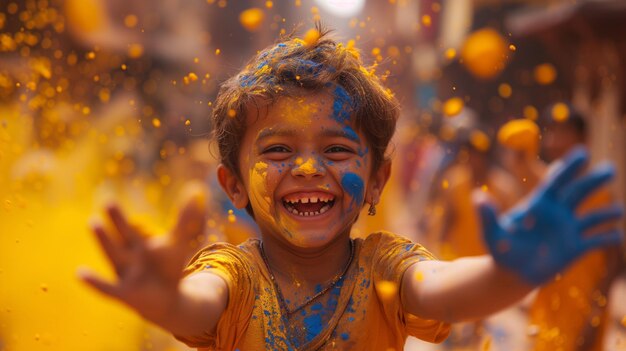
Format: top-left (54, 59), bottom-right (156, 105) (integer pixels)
top-left (530, 189), bottom-right (615, 351)
top-left (175, 231), bottom-right (450, 350)
top-left (438, 164), bottom-right (519, 260)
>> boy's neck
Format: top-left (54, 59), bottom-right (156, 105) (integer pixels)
top-left (259, 232), bottom-right (354, 287)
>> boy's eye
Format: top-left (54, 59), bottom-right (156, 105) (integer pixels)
top-left (262, 145), bottom-right (291, 154)
top-left (325, 145), bottom-right (353, 154)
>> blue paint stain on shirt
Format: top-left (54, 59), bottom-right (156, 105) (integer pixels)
top-left (314, 284), bottom-right (323, 293)
top-left (303, 313), bottom-right (324, 342)
top-left (341, 172), bottom-right (364, 208)
top-left (311, 302), bottom-right (323, 311)
top-left (341, 332), bottom-right (350, 341)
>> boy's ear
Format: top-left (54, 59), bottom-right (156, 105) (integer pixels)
top-left (217, 164), bottom-right (249, 209)
top-left (366, 160), bottom-right (392, 205)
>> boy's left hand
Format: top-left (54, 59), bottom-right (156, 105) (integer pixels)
top-left (478, 147), bottom-right (624, 285)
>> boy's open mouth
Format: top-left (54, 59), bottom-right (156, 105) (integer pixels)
top-left (282, 193), bottom-right (335, 217)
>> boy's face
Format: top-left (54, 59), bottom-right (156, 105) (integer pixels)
top-left (220, 91), bottom-right (388, 249)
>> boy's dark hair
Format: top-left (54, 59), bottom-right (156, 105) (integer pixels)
top-left (212, 25), bottom-right (399, 180)
top-left (540, 102), bottom-right (587, 139)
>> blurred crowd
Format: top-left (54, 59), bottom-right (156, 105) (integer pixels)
top-left (0, 0), bottom-right (625, 350)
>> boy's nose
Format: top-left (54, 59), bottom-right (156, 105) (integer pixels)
top-left (291, 157), bottom-right (325, 178)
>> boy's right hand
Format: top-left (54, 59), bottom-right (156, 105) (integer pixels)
top-left (79, 187), bottom-right (207, 322)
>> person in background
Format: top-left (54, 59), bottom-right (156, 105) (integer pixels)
top-left (498, 103), bottom-right (623, 351)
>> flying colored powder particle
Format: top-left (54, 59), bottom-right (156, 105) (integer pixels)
top-left (497, 119), bottom-right (539, 153)
top-left (239, 8), bottom-right (265, 32)
top-left (469, 130), bottom-right (490, 152)
top-left (524, 105), bottom-right (538, 120)
top-left (414, 271), bottom-right (424, 282)
top-left (303, 28), bottom-right (320, 46)
top-left (551, 102), bottom-right (570, 122)
top-left (376, 280), bottom-right (398, 301)
top-left (442, 97), bottom-right (464, 117)
top-left (127, 44), bottom-right (144, 58)
top-left (534, 63), bottom-right (557, 85)
top-left (498, 83), bottom-right (512, 98)
top-left (444, 48), bottom-right (456, 60)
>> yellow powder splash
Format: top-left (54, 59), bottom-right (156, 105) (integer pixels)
top-left (297, 157), bottom-right (317, 175)
top-left (376, 280), bottom-right (398, 301)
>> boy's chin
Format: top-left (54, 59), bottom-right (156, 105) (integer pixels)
top-left (280, 230), bottom-right (343, 249)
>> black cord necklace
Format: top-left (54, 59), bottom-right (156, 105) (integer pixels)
top-left (259, 239), bottom-right (355, 316)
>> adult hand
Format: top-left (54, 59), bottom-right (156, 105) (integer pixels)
top-left (477, 147), bottom-right (623, 285)
top-left (79, 186), bottom-right (207, 321)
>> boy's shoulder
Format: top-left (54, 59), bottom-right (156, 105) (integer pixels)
top-left (184, 239), bottom-right (260, 274)
top-left (358, 231), bottom-right (437, 262)
top-left (359, 230), bottom-right (414, 247)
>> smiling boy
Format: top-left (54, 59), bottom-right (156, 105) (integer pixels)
top-left (81, 28), bottom-right (623, 351)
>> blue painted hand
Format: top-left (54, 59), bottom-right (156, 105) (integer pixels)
top-left (477, 147), bottom-right (624, 285)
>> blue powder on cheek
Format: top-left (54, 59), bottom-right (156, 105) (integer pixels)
top-left (341, 173), bottom-right (364, 208)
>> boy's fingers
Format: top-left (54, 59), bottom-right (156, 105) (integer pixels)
top-left (542, 146), bottom-right (588, 196)
top-left (578, 206), bottom-right (624, 232)
top-left (173, 186), bottom-right (207, 243)
top-left (77, 268), bottom-right (123, 301)
top-left (91, 223), bottom-right (127, 275)
top-left (561, 163), bottom-right (615, 209)
top-left (579, 230), bottom-right (624, 254)
top-left (106, 204), bottom-right (142, 245)
top-left (473, 191), bottom-right (502, 246)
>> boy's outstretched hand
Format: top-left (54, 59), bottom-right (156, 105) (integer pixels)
top-left (478, 147), bottom-right (624, 285)
top-left (79, 186), bottom-right (208, 322)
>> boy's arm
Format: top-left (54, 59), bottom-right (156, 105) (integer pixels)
top-left (401, 256), bottom-right (531, 322)
top-left (402, 147), bottom-right (623, 322)
top-left (79, 185), bottom-right (228, 339)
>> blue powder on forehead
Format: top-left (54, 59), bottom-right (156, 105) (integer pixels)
top-left (341, 172), bottom-right (364, 208)
top-left (332, 85), bottom-right (353, 124)
top-left (343, 126), bottom-right (360, 143)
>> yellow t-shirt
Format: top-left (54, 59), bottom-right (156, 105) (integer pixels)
top-left (175, 231), bottom-right (450, 350)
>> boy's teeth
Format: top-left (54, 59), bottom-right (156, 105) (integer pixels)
top-left (284, 201), bottom-right (332, 217)
top-left (284, 195), bottom-right (334, 204)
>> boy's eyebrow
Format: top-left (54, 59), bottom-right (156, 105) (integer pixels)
top-left (320, 128), bottom-right (361, 143)
top-left (255, 127), bottom-right (361, 143)
top-left (256, 128), bottom-right (298, 141)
